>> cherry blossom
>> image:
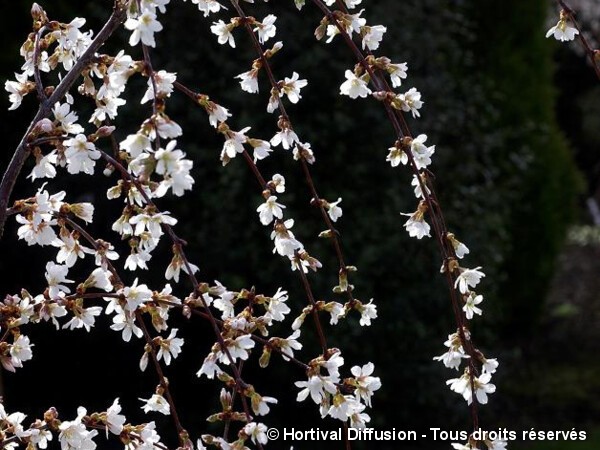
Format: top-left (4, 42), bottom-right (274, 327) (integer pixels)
top-left (546, 16), bottom-right (579, 42)
top-left (340, 70), bottom-right (371, 99)
top-left (125, 9), bottom-right (163, 47)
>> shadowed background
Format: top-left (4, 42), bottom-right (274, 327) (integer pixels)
top-left (0, 1), bottom-right (598, 449)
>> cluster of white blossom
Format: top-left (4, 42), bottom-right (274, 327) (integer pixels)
top-left (0, 399), bottom-right (169, 450)
top-left (0, 1), bottom-right (511, 450)
top-left (300, 1), bottom-right (507, 449)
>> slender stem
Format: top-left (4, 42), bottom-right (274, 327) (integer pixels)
top-left (309, 0), bottom-right (484, 437)
top-left (230, 0), bottom-right (356, 310)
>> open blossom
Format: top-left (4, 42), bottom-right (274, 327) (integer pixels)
top-left (271, 128), bottom-right (299, 150)
top-left (483, 358), bottom-right (499, 374)
top-left (120, 278), bottom-right (152, 311)
top-left (278, 330), bottom-right (302, 360)
top-left (433, 332), bottom-right (469, 370)
top-left (323, 0), bottom-right (362, 8)
top-left (205, 101), bottom-right (231, 128)
top-left (56, 232), bottom-right (92, 267)
top-left (105, 398), bottom-right (126, 436)
top-left (125, 9), bottom-right (163, 47)
top-left (217, 334), bottom-right (255, 363)
top-left (10, 334), bottom-right (34, 368)
top-left (53, 102), bottom-right (84, 135)
top-left (5, 72), bottom-right (33, 110)
top-left (434, 346), bottom-right (469, 371)
top-left (265, 288), bottom-right (290, 322)
top-left (357, 299), bottom-right (377, 326)
top-left (340, 70), bottom-right (371, 99)
top-left (401, 203), bottom-right (430, 239)
top-left (281, 72), bottom-right (307, 103)
top-left (211, 19), bottom-right (235, 47)
top-left (395, 87), bottom-right (423, 118)
top-left (154, 114), bottom-right (183, 139)
top-left (111, 308), bottom-right (143, 342)
top-left (243, 422), bottom-right (268, 445)
top-left (29, 150), bottom-right (58, 181)
top-left (130, 211), bottom-right (177, 238)
top-left (410, 134), bottom-right (435, 169)
top-left (156, 328), bottom-right (184, 365)
top-left (251, 394), bottom-right (278, 416)
top-left (222, 127), bottom-right (250, 160)
top-left (326, 198), bottom-right (343, 222)
top-left (154, 140), bottom-right (183, 174)
top-left (185, 0), bottom-right (222, 16)
top-left (165, 252), bottom-right (199, 283)
top-left (327, 395), bottom-right (363, 421)
top-left (197, 353), bottom-right (220, 379)
top-left (85, 267), bottom-right (113, 292)
top-left (63, 134), bottom-right (101, 175)
top-left (350, 362), bottom-right (381, 407)
top-left (454, 267), bottom-right (486, 294)
top-left (296, 375), bottom-right (337, 404)
top-left (140, 394), bottom-right (170, 415)
top-left (63, 305), bottom-right (103, 331)
top-left (271, 219), bottom-right (303, 257)
top-left (386, 144), bottom-right (407, 167)
top-left (546, 16), bottom-right (579, 42)
top-left (270, 174), bottom-right (286, 193)
top-left (388, 62), bottom-right (408, 87)
top-left (120, 133), bottom-right (152, 158)
top-left (257, 196), bottom-right (285, 225)
top-left (254, 14), bottom-right (277, 44)
top-left (463, 292), bottom-right (483, 319)
top-left (45, 262), bottom-right (73, 298)
top-left (236, 69), bottom-right (259, 93)
top-left (361, 25), bottom-right (386, 50)
top-left (59, 407), bottom-right (98, 450)
top-left (141, 70), bottom-right (176, 103)
top-left (447, 371), bottom-right (496, 405)
top-left (326, 9), bottom-right (365, 41)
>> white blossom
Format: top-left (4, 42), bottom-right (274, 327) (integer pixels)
top-left (140, 394), bottom-right (170, 415)
top-left (45, 262), bottom-right (73, 299)
top-left (106, 399), bottom-right (126, 436)
top-left (254, 15), bottom-right (277, 44)
top-left (243, 422), bottom-right (268, 445)
top-left (211, 20), bottom-right (235, 47)
top-left (281, 72), bottom-right (307, 103)
top-left (156, 328), bottom-right (184, 365)
top-left (455, 267), bottom-right (486, 294)
top-left (463, 292), bottom-right (483, 319)
top-left (340, 70), bottom-right (371, 99)
top-left (326, 198), bottom-right (343, 222)
top-left (350, 362), bottom-right (381, 407)
top-left (396, 87), bottom-right (423, 118)
top-left (410, 134), bottom-right (435, 169)
top-left (361, 25), bottom-right (386, 50)
top-left (257, 196), bottom-right (285, 225)
top-left (125, 10), bottom-right (163, 47)
top-left (546, 17), bottom-right (579, 42)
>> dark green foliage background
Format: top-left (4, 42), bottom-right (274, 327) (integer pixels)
top-left (0, 1), bottom-right (588, 449)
